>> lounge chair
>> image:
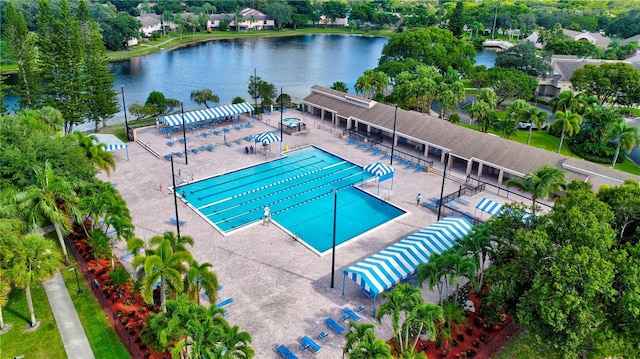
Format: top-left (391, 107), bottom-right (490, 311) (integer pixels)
top-left (191, 148), bottom-right (199, 154)
top-left (356, 306), bottom-right (366, 313)
top-left (356, 143), bottom-right (367, 149)
top-left (318, 331), bottom-right (329, 340)
top-left (245, 122), bottom-right (253, 128)
top-left (415, 165), bottom-right (425, 172)
top-left (225, 142), bottom-right (232, 147)
top-left (213, 130), bottom-right (220, 135)
top-left (216, 297), bottom-right (234, 308)
top-left (325, 317), bottom-right (345, 334)
top-left (346, 138), bottom-right (358, 145)
top-left (455, 197), bottom-right (471, 205)
top-left (342, 307), bottom-right (362, 321)
top-left (447, 203), bottom-right (460, 211)
top-left (235, 139), bottom-right (242, 145)
top-left (245, 135), bottom-right (254, 142)
top-left (299, 335), bottom-right (322, 354)
top-left (372, 148), bottom-right (381, 156)
top-left (169, 218), bottom-right (186, 226)
top-left (339, 314), bottom-right (349, 321)
top-left (421, 201), bottom-right (437, 210)
top-left (380, 153), bottom-right (391, 160)
top-left (274, 344), bottom-right (298, 359)
top-left (365, 146), bottom-right (376, 152)
top-left (166, 141), bottom-right (174, 147)
top-left (405, 161), bottom-right (414, 169)
top-left (206, 145), bottom-right (215, 152)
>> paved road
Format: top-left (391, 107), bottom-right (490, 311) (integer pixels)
top-left (43, 271), bottom-right (95, 359)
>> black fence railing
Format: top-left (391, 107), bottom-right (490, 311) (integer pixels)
top-left (465, 176), bottom-right (552, 209)
top-left (346, 131), bottom-right (435, 170)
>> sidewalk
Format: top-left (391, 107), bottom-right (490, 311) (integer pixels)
top-left (43, 271), bottom-right (95, 359)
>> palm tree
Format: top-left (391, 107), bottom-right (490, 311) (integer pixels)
top-left (190, 89), bottom-right (220, 109)
top-left (331, 81), bottom-right (348, 93)
top-left (0, 273), bottom-right (11, 332)
top-left (441, 301), bottom-right (466, 336)
top-left (141, 239), bottom-right (192, 312)
top-left (344, 321), bottom-right (377, 355)
top-left (184, 259), bottom-right (218, 305)
top-left (376, 288), bottom-right (406, 349)
top-left (7, 234), bottom-right (61, 328)
top-left (552, 90), bottom-right (594, 114)
top-left (523, 106), bottom-right (549, 145)
top-left (553, 110), bottom-right (583, 153)
top-left (15, 161), bottom-right (80, 265)
top-left (71, 131), bottom-right (116, 176)
top-left (406, 302), bottom-right (444, 353)
top-left (446, 251), bottom-right (477, 303)
top-left (150, 231), bottom-right (194, 253)
top-left (350, 331), bottom-right (393, 359)
top-left (217, 320), bottom-right (255, 358)
top-left (458, 227), bottom-right (493, 291)
top-left (607, 118), bottom-right (640, 168)
top-left (505, 164), bottom-right (566, 217)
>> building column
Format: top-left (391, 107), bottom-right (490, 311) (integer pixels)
top-left (477, 163), bottom-right (484, 178)
top-left (497, 169), bottom-right (505, 185)
top-left (466, 159), bottom-right (473, 176)
top-left (320, 108), bottom-right (325, 122)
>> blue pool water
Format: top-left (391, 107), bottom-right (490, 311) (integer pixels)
top-left (282, 117), bottom-right (302, 127)
top-left (177, 146), bottom-right (405, 254)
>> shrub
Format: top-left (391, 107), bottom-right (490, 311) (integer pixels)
top-left (449, 113), bottom-right (461, 123)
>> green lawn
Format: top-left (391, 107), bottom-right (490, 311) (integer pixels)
top-left (60, 265), bottom-right (130, 359)
top-left (0, 284), bottom-right (66, 359)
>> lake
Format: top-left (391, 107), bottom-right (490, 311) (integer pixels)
top-left (3, 34), bottom-right (496, 124)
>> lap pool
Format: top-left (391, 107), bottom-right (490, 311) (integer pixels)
top-left (177, 146), bottom-right (405, 255)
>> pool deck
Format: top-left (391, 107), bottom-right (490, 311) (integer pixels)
top-left (102, 111), bottom-right (535, 357)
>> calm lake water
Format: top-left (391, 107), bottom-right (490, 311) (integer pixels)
top-left (4, 34), bottom-right (496, 124)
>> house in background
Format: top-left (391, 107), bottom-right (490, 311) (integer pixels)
top-left (207, 8), bottom-right (274, 31)
top-left (561, 28), bottom-right (612, 49)
top-left (319, 15), bottom-right (348, 27)
top-left (536, 55), bottom-right (640, 97)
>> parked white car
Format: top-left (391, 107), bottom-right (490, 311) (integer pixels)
top-left (518, 121), bottom-right (549, 130)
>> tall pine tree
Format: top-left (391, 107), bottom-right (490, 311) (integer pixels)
top-left (37, 0), bottom-right (88, 134)
top-left (3, 2), bottom-right (41, 109)
top-left (449, 1), bottom-right (465, 39)
top-left (77, 0), bottom-right (119, 131)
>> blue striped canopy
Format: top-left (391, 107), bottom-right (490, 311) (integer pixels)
top-left (475, 197), bottom-right (503, 216)
top-left (159, 102), bottom-right (254, 127)
top-left (255, 132), bottom-right (280, 144)
top-left (343, 216), bottom-right (473, 316)
top-left (363, 162), bottom-right (394, 177)
top-left (92, 134), bottom-right (129, 161)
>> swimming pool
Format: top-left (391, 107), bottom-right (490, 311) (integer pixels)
top-left (282, 117), bottom-right (303, 127)
top-left (177, 146), bottom-right (405, 255)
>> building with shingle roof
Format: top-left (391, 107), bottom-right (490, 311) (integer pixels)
top-left (302, 86), bottom-right (639, 188)
top-left (562, 29), bottom-right (612, 49)
top-left (536, 56), bottom-right (640, 97)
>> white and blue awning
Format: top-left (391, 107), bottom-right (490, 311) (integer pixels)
top-left (255, 132), bottom-right (280, 144)
top-left (475, 197), bottom-right (503, 218)
top-left (159, 102), bottom-right (254, 127)
top-left (343, 216), bottom-right (472, 316)
top-left (93, 133), bottom-right (129, 161)
top-left (363, 162), bottom-right (395, 195)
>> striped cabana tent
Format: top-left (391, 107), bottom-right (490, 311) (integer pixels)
top-left (342, 216), bottom-right (473, 316)
top-left (363, 162), bottom-right (394, 195)
top-left (158, 102), bottom-right (254, 128)
top-left (93, 134), bottom-right (129, 161)
top-left (474, 197), bottom-right (503, 218)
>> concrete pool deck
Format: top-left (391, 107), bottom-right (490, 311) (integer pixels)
top-left (101, 110), bottom-right (536, 357)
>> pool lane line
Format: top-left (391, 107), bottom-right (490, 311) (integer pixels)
top-left (188, 155), bottom-right (319, 194)
top-left (199, 163), bottom-right (357, 212)
top-left (196, 160), bottom-right (351, 205)
top-left (207, 171), bottom-right (365, 224)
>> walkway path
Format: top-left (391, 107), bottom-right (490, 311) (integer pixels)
top-left (43, 271), bottom-right (95, 359)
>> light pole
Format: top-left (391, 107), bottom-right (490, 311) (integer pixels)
top-left (390, 104), bottom-right (398, 166)
top-left (254, 68), bottom-right (258, 114)
top-left (280, 87), bottom-right (284, 155)
top-left (181, 102), bottom-right (188, 165)
top-left (68, 267), bottom-right (83, 295)
top-left (121, 85), bottom-right (130, 141)
top-left (170, 155), bottom-right (181, 238)
top-left (330, 189), bottom-right (338, 289)
top-left (437, 152), bottom-right (450, 221)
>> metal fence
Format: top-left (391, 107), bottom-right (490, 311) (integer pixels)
top-left (65, 237), bottom-right (146, 359)
top-left (475, 320), bottom-right (520, 359)
top-left (465, 176), bottom-right (552, 210)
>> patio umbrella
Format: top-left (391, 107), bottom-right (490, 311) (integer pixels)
top-left (254, 132), bottom-right (280, 144)
top-left (363, 162), bottom-right (395, 195)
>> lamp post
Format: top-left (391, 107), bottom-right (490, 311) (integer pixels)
top-left (437, 152), bottom-right (450, 221)
top-left (330, 189), bottom-right (338, 289)
top-left (121, 85), bottom-right (130, 141)
top-left (280, 87), bottom-right (284, 155)
top-left (68, 267), bottom-right (83, 295)
top-left (390, 104), bottom-right (398, 166)
top-left (181, 102), bottom-right (188, 165)
top-left (254, 68), bottom-right (258, 114)
top-left (170, 155), bottom-right (181, 238)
